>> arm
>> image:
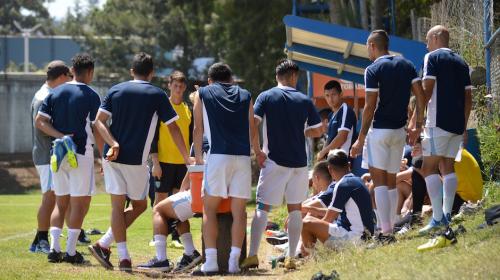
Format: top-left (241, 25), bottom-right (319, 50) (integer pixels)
top-left (317, 130), bottom-right (348, 160)
top-left (350, 92), bottom-right (377, 158)
top-left (304, 125), bottom-right (324, 138)
top-left (35, 114), bottom-right (64, 139)
top-left (93, 111), bottom-right (120, 161)
top-left (167, 122), bottom-right (191, 165)
top-left (322, 209), bottom-right (340, 223)
top-left (463, 88), bottom-right (472, 144)
top-left (396, 168), bottom-right (412, 184)
top-left (250, 103), bottom-right (267, 168)
top-left (408, 80), bottom-right (425, 145)
top-left (193, 91), bottom-right (204, 165)
top-left (179, 172), bottom-right (191, 191)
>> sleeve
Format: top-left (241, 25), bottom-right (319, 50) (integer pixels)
top-left (338, 106), bottom-right (356, 132)
top-left (410, 63), bottom-right (421, 84)
top-left (99, 90), bottom-right (113, 117)
top-left (364, 67), bottom-right (379, 93)
top-left (89, 93), bottom-right (101, 121)
top-left (317, 189), bottom-right (333, 208)
top-left (157, 91), bottom-right (179, 125)
top-left (464, 64), bottom-right (472, 90)
top-left (423, 53), bottom-right (437, 80)
top-left (150, 119), bottom-right (160, 154)
top-left (305, 99), bottom-right (322, 129)
top-left (38, 94), bottom-right (53, 119)
top-left (328, 185), bottom-right (351, 212)
top-left (253, 93), bottom-right (265, 121)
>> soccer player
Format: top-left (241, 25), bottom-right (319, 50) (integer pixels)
top-left (192, 63), bottom-right (257, 275)
top-left (88, 53), bottom-right (191, 271)
top-left (350, 30), bottom-right (425, 244)
top-left (316, 80), bottom-right (357, 159)
top-left (30, 60), bottom-right (71, 254)
top-left (416, 25), bottom-right (472, 234)
top-left (242, 59), bottom-right (323, 270)
top-left (301, 150), bottom-right (374, 254)
top-left (36, 54), bottom-right (100, 264)
top-left (152, 70), bottom-right (191, 248)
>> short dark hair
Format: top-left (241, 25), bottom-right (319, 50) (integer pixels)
top-left (132, 52), bottom-right (154, 76)
top-left (46, 60), bottom-right (69, 81)
top-left (369, 29), bottom-right (390, 51)
top-left (169, 70), bottom-right (186, 84)
top-left (275, 59), bottom-right (299, 79)
top-left (208, 62), bottom-right (232, 82)
top-left (414, 158), bottom-right (423, 169)
top-left (324, 80), bottom-right (342, 93)
top-left (71, 53), bottom-right (94, 76)
top-left (313, 160), bottom-right (332, 182)
top-left (327, 149), bottom-right (349, 170)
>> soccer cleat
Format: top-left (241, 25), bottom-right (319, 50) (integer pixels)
top-left (137, 257), bottom-right (172, 272)
top-left (119, 259), bottom-right (132, 272)
top-left (35, 240), bottom-right (51, 254)
top-left (274, 242), bottom-right (289, 252)
top-left (62, 251), bottom-right (87, 264)
top-left (173, 250), bottom-right (202, 273)
top-left (240, 255), bottom-right (259, 269)
top-left (29, 243), bottom-right (37, 253)
top-left (50, 138), bottom-right (66, 172)
top-left (418, 217), bottom-right (448, 235)
top-left (284, 257), bottom-right (297, 270)
top-left (169, 240), bottom-right (184, 249)
top-left (77, 229), bottom-right (91, 245)
top-left (48, 249), bottom-right (64, 263)
top-left (88, 243), bottom-right (113, 269)
top-left (396, 223), bottom-right (412, 235)
top-left (62, 136), bottom-right (78, 169)
top-left (367, 233), bottom-right (397, 248)
top-left (417, 227), bottom-right (457, 252)
top-left (266, 233), bottom-right (289, 245)
top-left (191, 268), bottom-right (219, 276)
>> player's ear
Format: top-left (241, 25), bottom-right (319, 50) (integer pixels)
top-left (130, 68), bottom-right (134, 78)
top-left (208, 78), bottom-right (213, 85)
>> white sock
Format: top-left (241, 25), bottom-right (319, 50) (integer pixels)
top-left (66, 228), bottom-right (80, 256)
top-left (98, 227), bottom-right (114, 249)
top-left (374, 209), bottom-right (381, 230)
top-left (388, 188), bottom-right (398, 226)
top-left (425, 174), bottom-right (443, 221)
top-left (228, 246), bottom-right (241, 273)
top-left (295, 239), bottom-right (303, 257)
top-left (249, 209), bottom-right (268, 257)
top-left (443, 173), bottom-right (458, 216)
top-left (179, 232), bottom-right (195, 256)
top-left (201, 248), bottom-right (218, 272)
top-left (287, 210), bottom-right (303, 258)
top-left (49, 227), bottom-right (62, 252)
top-left (154, 234), bottom-right (167, 261)
top-left (374, 186), bottom-right (392, 234)
top-left (116, 242), bottom-right (130, 261)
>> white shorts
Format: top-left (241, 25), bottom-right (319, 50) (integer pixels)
top-left (102, 161), bottom-right (149, 201)
top-left (202, 154), bottom-right (251, 199)
top-left (35, 165), bottom-right (52, 193)
top-left (256, 159), bottom-right (309, 206)
top-left (422, 127), bottom-right (462, 158)
top-left (52, 154), bottom-right (95, 197)
top-left (324, 223), bottom-right (361, 249)
top-left (362, 128), bottom-right (406, 174)
top-left (170, 191), bottom-right (194, 222)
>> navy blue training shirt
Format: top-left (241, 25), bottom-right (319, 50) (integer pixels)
top-left (364, 55), bottom-right (420, 129)
top-left (100, 80), bottom-right (178, 165)
top-left (423, 48), bottom-right (472, 135)
top-left (254, 86), bottom-right (322, 168)
top-left (38, 81), bottom-right (101, 156)
top-left (328, 173), bottom-right (375, 235)
top-left (327, 103), bottom-right (357, 153)
top-left (316, 182), bottom-right (337, 207)
top-left (198, 82), bottom-right (251, 156)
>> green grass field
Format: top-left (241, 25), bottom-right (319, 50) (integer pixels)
top-left (0, 183), bottom-right (499, 280)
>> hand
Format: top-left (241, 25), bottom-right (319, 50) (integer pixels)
top-left (350, 138), bottom-right (364, 158)
top-left (255, 150), bottom-right (267, 168)
top-left (407, 127), bottom-right (422, 146)
top-left (152, 162), bottom-right (162, 180)
top-left (316, 149), bottom-right (327, 161)
top-left (185, 156), bottom-right (195, 166)
top-left (97, 158), bottom-right (103, 175)
top-left (105, 143), bottom-right (119, 161)
top-left (195, 155), bottom-right (204, 165)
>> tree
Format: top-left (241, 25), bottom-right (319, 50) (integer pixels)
top-left (0, 0), bottom-right (52, 35)
top-left (207, 0), bottom-right (292, 96)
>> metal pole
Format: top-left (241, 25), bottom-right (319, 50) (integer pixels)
top-left (484, 0), bottom-right (491, 90)
top-left (24, 32), bottom-right (29, 73)
top-left (389, 0), bottom-right (396, 34)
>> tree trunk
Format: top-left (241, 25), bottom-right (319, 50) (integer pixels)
top-left (329, 0), bottom-right (343, 24)
top-left (359, 0), bottom-right (369, 30)
top-left (370, 0), bottom-right (385, 30)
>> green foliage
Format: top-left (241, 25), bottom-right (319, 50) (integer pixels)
top-left (475, 92), bottom-right (500, 181)
top-left (0, 0), bottom-right (53, 35)
top-left (208, 0), bottom-right (292, 96)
